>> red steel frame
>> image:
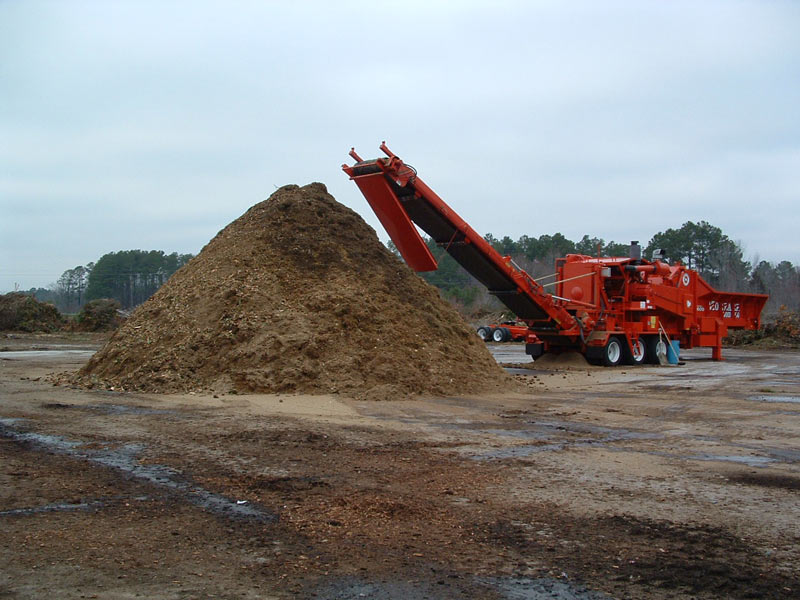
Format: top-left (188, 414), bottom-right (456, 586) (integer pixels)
top-left (343, 143), bottom-right (768, 364)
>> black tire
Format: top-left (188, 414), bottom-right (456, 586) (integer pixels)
top-left (477, 326), bottom-right (492, 342)
top-left (492, 327), bottom-right (507, 343)
top-left (501, 327), bottom-right (511, 342)
top-left (602, 336), bottom-right (623, 367)
top-left (624, 338), bottom-right (646, 365)
top-left (644, 335), bottom-right (668, 365)
top-left (585, 355), bottom-right (602, 366)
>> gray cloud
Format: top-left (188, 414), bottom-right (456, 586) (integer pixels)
top-left (2, 0), bottom-right (799, 291)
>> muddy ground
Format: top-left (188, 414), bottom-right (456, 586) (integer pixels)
top-left (1, 334), bottom-right (799, 599)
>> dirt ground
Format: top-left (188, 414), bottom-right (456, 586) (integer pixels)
top-left (2, 333), bottom-right (799, 599)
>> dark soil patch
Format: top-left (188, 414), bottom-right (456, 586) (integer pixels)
top-left (41, 402), bottom-right (72, 410)
top-left (485, 513), bottom-right (797, 599)
top-left (728, 472), bottom-right (800, 491)
top-left (247, 475), bottom-right (330, 493)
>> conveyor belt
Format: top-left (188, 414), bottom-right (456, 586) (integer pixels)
top-left (398, 189), bottom-right (550, 321)
top-left (344, 147), bottom-right (574, 326)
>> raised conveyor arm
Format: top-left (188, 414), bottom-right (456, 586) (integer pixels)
top-left (343, 143), bottom-right (575, 328)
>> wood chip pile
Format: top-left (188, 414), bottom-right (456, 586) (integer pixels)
top-left (76, 183), bottom-right (510, 399)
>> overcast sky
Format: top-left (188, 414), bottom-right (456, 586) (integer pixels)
top-left (2, 0), bottom-right (798, 292)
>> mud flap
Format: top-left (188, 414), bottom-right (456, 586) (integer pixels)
top-left (525, 343), bottom-right (544, 359)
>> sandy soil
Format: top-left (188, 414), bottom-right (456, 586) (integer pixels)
top-left (1, 333), bottom-right (799, 599)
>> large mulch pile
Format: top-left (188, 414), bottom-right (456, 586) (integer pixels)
top-left (75, 183), bottom-right (511, 399)
top-left (0, 293), bottom-right (64, 332)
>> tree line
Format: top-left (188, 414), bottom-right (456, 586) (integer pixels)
top-left (23, 221), bottom-right (799, 317)
top-left (406, 220), bottom-right (798, 315)
top-left (26, 250), bottom-right (193, 313)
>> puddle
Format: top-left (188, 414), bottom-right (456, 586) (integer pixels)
top-left (484, 576), bottom-right (612, 599)
top-left (475, 442), bottom-right (574, 460)
top-left (42, 402), bottom-right (176, 416)
top-left (772, 367), bottom-right (800, 376)
top-left (749, 395), bottom-right (800, 404)
top-left (0, 496), bottom-right (150, 517)
top-left (0, 350), bottom-right (95, 360)
top-left (0, 419), bottom-right (83, 451)
top-left (648, 448), bottom-right (776, 468)
top-left (88, 404), bottom-right (177, 415)
top-left (761, 447), bottom-right (800, 462)
top-left (0, 419), bottom-right (276, 522)
top-left (476, 419), bottom-right (662, 441)
top-left (0, 500), bottom-right (107, 517)
top-left (309, 578), bottom-right (452, 600)
top-left (526, 421), bottom-right (658, 439)
top-left (686, 454), bottom-right (775, 467)
top-left (465, 419), bottom-right (794, 467)
top-left (469, 421), bottom-right (662, 461)
top-left (309, 575), bottom-right (611, 600)
top-left (483, 428), bottom-right (552, 441)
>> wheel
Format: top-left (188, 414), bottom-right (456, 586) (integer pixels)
top-left (492, 327), bottom-right (507, 343)
top-left (585, 354), bottom-right (602, 366)
top-left (476, 326), bottom-right (491, 342)
top-left (625, 338), bottom-right (646, 365)
top-left (644, 335), bottom-right (668, 365)
top-left (501, 327), bottom-right (511, 342)
top-left (602, 337), bottom-right (623, 366)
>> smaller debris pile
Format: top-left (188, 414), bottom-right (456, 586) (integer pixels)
top-left (75, 183), bottom-right (511, 399)
top-left (75, 299), bottom-right (125, 332)
top-left (0, 293), bottom-right (64, 332)
top-left (725, 307), bottom-right (800, 349)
